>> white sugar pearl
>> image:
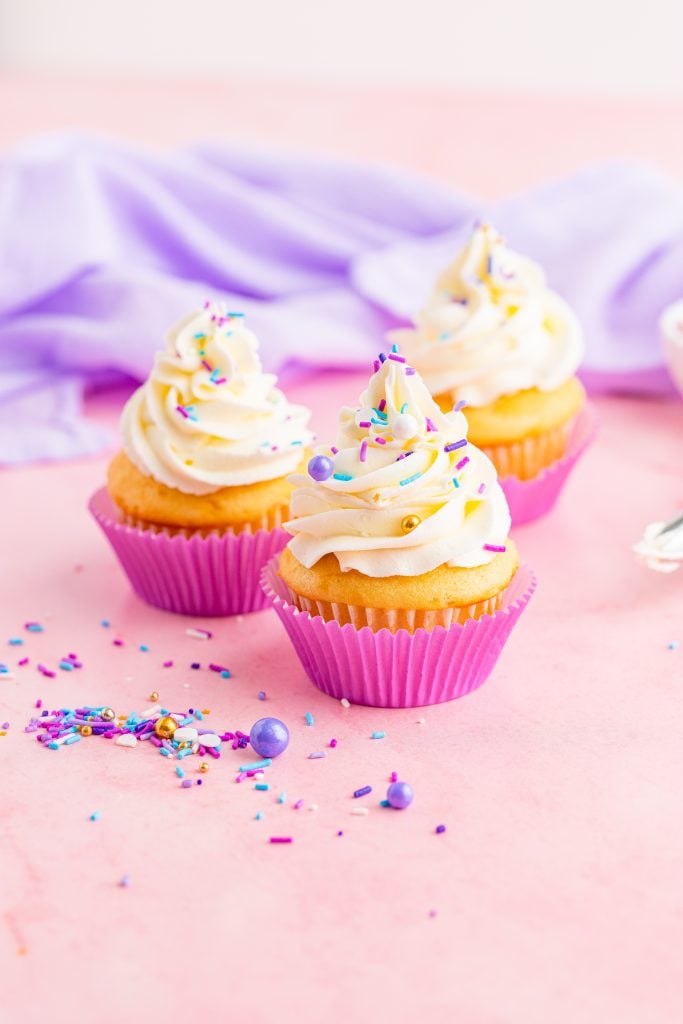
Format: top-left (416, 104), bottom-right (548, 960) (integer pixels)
top-left (200, 733), bottom-right (221, 749)
top-left (174, 726), bottom-right (199, 742)
top-left (392, 413), bottom-right (418, 440)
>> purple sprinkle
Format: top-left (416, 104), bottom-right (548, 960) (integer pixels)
top-left (331, 446), bottom-right (339, 455)
top-left (388, 353), bottom-right (406, 363)
top-left (455, 456), bottom-right (470, 471)
top-left (329, 738), bottom-right (337, 748)
top-left (358, 420), bottom-right (371, 429)
top-left (436, 824), bottom-right (446, 834)
top-left (375, 437), bottom-right (387, 445)
top-left (483, 543), bottom-right (507, 553)
top-left (201, 360), bottom-right (212, 371)
top-left (425, 417), bottom-right (437, 432)
top-left (378, 353), bottom-right (387, 363)
top-left (176, 405), bottom-right (189, 419)
top-left (405, 367), bottom-right (416, 376)
top-left (478, 483), bottom-right (486, 494)
top-left (454, 400), bottom-right (467, 412)
top-left (181, 779), bottom-right (193, 789)
top-left (353, 785), bottom-right (372, 798)
top-left (191, 663), bottom-right (200, 670)
top-left (294, 799), bottom-right (304, 810)
top-left (359, 440), bottom-right (368, 463)
top-left (37, 664), bottom-right (56, 679)
top-left (444, 439), bottom-right (467, 453)
top-left (19, 658), bottom-right (29, 667)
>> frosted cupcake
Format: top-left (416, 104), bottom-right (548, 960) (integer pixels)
top-left (262, 349), bottom-right (535, 707)
top-left (390, 224), bottom-right (593, 522)
top-left (90, 301), bottom-right (312, 616)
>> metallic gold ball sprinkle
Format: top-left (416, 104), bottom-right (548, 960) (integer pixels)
top-left (198, 762), bottom-right (209, 774)
top-left (401, 514), bottom-right (421, 534)
top-left (80, 725), bottom-right (92, 737)
top-left (148, 691), bottom-right (159, 702)
top-left (154, 715), bottom-right (178, 740)
top-left (101, 707), bottom-right (115, 722)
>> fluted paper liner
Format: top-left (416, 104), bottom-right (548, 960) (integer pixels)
top-left (89, 487), bottom-right (289, 617)
top-left (497, 404), bottom-right (597, 526)
top-left (262, 556), bottom-right (536, 708)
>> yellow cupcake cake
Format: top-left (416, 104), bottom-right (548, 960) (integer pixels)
top-left (108, 301), bottom-right (312, 532)
top-left (279, 347), bottom-right (517, 633)
top-left (390, 223), bottom-right (585, 480)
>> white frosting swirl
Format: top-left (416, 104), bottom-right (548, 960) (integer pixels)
top-left (285, 351), bottom-right (511, 577)
top-left (390, 223), bottom-right (584, 407)
top-left (634, 517), bottom-right (683, 573)
top-left (121, 302), bottom-right (312, 494)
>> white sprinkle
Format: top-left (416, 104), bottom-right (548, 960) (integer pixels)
top-left (174, 726), bottom-right (199, 742)
top-left (309, 803), bottom-right (319, 812)
top-left (351, 806), bottom-right (369, 816)
top-left (416, 717), bottom-right (426, 725)
top-left (340, 698), bottom-right (351, 709)
top-left (185, 628), bottom-right (212, 640)
top-left (115, 733), bottom-right (137, 748)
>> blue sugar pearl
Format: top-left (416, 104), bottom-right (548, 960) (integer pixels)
top-left (249, 717), bottom-right (290, 759)
top-left (387, 781), bottom-right (414, 810)
top-left (308, 455), bottom-right (334, 482)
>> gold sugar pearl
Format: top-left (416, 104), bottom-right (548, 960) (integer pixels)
top-left (101, 707), bottom-right (115, 722)
top-left (154, 715), bottom-right (178, 740)
top-left (80, 725), bottom-right (92, 737)
top-left (198, 762), bottom-right (209, 774)
top-left (148, 691), bottom-right (159, 702)
top-left (401, 514), bottom-right (421, 534)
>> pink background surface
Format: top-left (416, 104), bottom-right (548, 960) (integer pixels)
top-left (2, 76), bottom-right (683, 1023)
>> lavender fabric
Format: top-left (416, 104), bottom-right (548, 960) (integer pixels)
top-left (1, 134), bottom-right (681, 465)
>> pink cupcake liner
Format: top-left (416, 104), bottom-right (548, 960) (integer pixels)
top-left (261, 556), bottom-right (536, 708)
top-left (89, 488), bottom-right (289, 617)
top-left (499, 404), bottom-right (597, 526)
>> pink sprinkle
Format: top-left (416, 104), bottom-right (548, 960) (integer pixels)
top-left (203, 300), bottom-right (210, 308)
top-left (373, 360), bottom-right (380, 373)
top-left (331, 447), bottom-right (339, 455)
top-left (359, 440), bottom-right (368, 463)
top-left (425, 417), bottom-right (437, 432)
top-left (329, 738), bottom-right (338, 748)
top-left (35, 699), bottom-right (42, 708)
top-left (19, 658), bottom-right (29, 667)
top-left (478, 483), bottom-right (486, 494)
top-left (269, 837), bottom-right (293, 844)
top-left (483, 543), bottom-right (507, 553)
top-left (214, 377), bottom-right (227, 385)
top-left (405, 367), bottom-right (416, 375)
top-left (375, 437), bottom-right (387, 445)
top-left (201, 360), bottom-right (212, 372)
top-left (294, 799), bottom-right (304, 810)
top-left (390, 771), bottom-right (398, 783)
top-left (37, 664), bottom-right (55, 679)
top-left (378, 399), bottom-right (386, 412)
top-left (358, 420), bottom-right (371, 429)
top-left (388, 353), bottom-right (406, 363)
top-left (176, 405), bottom-right (189, 419)
top-left (113, 639), bottom-right (124, 647)
top-left (163, 660), bottom-right (173, 668)
top-left (455, 456), bottom-right (470, 471)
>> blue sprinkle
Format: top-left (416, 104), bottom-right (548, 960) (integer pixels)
top-left (400, 403), bottom-right (408, 414)
top-left (255, 811), bottom-right (264, 821)
top-left (100, 620), bottom-right (110, 628)
top-left (668, 641), bottom-right (679, 650)
top-left (26, 623), bottom-right (44, 633)
top-left (255, 783), bottom-right (270, 791)
top-left (119, 874), bottom-right (131, 888)
top-left (47, 742), bottom-right (59, 750)
top-left (371, 731), bottom-right (386, 740)
top-left (194, 709), bottom-right (204, 721)
top-left (277, 792), bottom-right (287, 804)
top-left (159, 748), bottom-right (170, 758)
top-left (452, 478), bottom-right (460, 488)
top-left (139, 644), bottom-right (149, 652)
top-left (379, 799), bottom-right (391, 808)
top-left (64, 734), bottom-right (81, 745)
top-left (90, 811), bottom-right (101, 822)
top-left (399, 473), bottom-right (422, 487)
top-left (59, 660), bottom-right (74, 672)
top-left (220, 670), bottom-right (231, 679)
top-left (8, 638), bottom-right (23, 646)
top-left (333, 473), bottom-right (353, 482)
top-left (175, 766), bottom-right (185, 777)
top-left (305, 711), bottom-right (315, 727)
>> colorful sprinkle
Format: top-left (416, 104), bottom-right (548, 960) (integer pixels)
top-left (455, 456), bottom-right (470, 471)
top-left (483, 544), bottom-right (506, 553)
top-left (399, 472), bottom-right (422, 487)
top-left (353, 786), bottom-right (372, 798)
top-left (444, 440), bottom-right (467, 453)
top-left (305, 711), bottom-right (315, 727)
top-left (371, 731), bottom-right (386, 740)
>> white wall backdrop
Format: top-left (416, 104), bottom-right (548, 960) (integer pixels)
top-left (1, 0), bottom-right (682, 96)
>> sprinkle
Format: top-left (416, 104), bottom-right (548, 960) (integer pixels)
top-left (330, 447), bottom-right (339, 455)
top-left (452, 478), bottom-right (460, 488)
top-left (308, 751), bottom-right (326, 759)
top-left (277, 791), bottom-right (287, 804)
top-left (89, 811), bottom-right (101, 822)
top-left (444, 439), bottom-right (467, 453)
top-left (191, 662), bottom-right (200, 670)
top-left (425, 417), bottom-right (437, 432)
top-left (59, 661), bottom-right (74, 672)
top-left (25, 623), bottom-right (44, 633)
top-left (390, 771), bottom-right (398, 783)
top-left (405, 367), bottom-right (416, 376)
top-left (100, 619), bottom-right (110, 628)
top-left (483, 544), bottom-right (506, 553)
top-left (374, 437), bottom-right (387, 445)
top-left (119, 874), bottom-right (131, 888)
top-left (378, 399), bottom-right (387, 412)
top-left (37, 664), bottom-right (55, 678)
top-left (163, 660), bottom-right (173, 668)
top-left (388, 353), bottom-right (406, 363)
top-left (373, 360), bottom-right (380, 373)
top-left (113, 639), bottom-right (124, 647)
top-left (667, 641), bottom-right (679, 650)
top-left (354, 786), bottom-right (372, 798)
top-left (186, 628), bottom-right (212, 640)
top-left (220, 670), bottom-right (230, 679)
top-left (399, 472), bottom-right (421, 487)
top-left (340, 698), bottom-right (351, 709)
top-left (455, 456), bottom-right (470, 471)
top-left (329, 738), bottom-right (337, 748)
top-left (359, 439), bottom-right (368, 462)
top-left (478, 483), bottom-right (486, 494)
top-left (181, 779), bottom-right (193, 788)
top-left (255, 811), bottom-right (264, 820)
top-left (209, 662), bottom-right (230, 674)
top-left (371, 731), bottom-right (386, 739)
top-left (19, 659), bottom-right (29, 667)
top-left (379, 353), bottom-right (387, 363)
top-left (454, 400), bottom-right (467, 412)
top-left (351, 807), bottom-right (369, 816)
top-left (305, 711), bottom-right (315, 727)
top-left (201, 359), bottom-right (212, 372)
top-left (379, 799), bottom-right (390, 807)
top-left (175, 766), bottom-right (185, 777)
top-left (358, 420), bottom-right (371, 428)
top-left (176, 405), bottom-right (189, 419)
top-left (8, 638), bottom-right (23, 646)
top-left (333, 473), bottom-right (353, 481)
top-left (436, 824), bottom-right (447, 834)
top-left (139, 644), bottom-right (149, 652)
top-left (258, 691), bottom-right (267, 701)
top-left (269, 837), bottom-right (293, 844)
top-left (255, 783), bottom-right (270, 791)
top-left (294, 799), bottom-right (304, 810)
top-left (391, 343), bottom-right (399, 353)
top-left (239, 758), bottom-right (272, 771)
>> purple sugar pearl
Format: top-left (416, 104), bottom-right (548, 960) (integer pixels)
top-left (249, 717), bottom-right (290, 759)
top-left (386, 781), bottom-right (414, 810)
top-left (308, 455), bottom-right (334, 482)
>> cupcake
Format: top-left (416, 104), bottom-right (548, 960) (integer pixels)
top-left (90, 301), bottom-right (312, 616)
top-left (262, 348), bottom-right (535, 707)
top-left (390, 223), bottom-right (594, 522)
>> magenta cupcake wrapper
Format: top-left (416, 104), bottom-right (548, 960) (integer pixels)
top-left (89, 488), bottom-right (289, 617)
top-left (261, 557), bottom-right (536, 708)
top-left (500, 404), bottom-right (597, 526)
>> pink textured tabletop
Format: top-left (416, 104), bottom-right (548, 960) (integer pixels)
top-left (2, 76), bottom-right (683, 1023)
